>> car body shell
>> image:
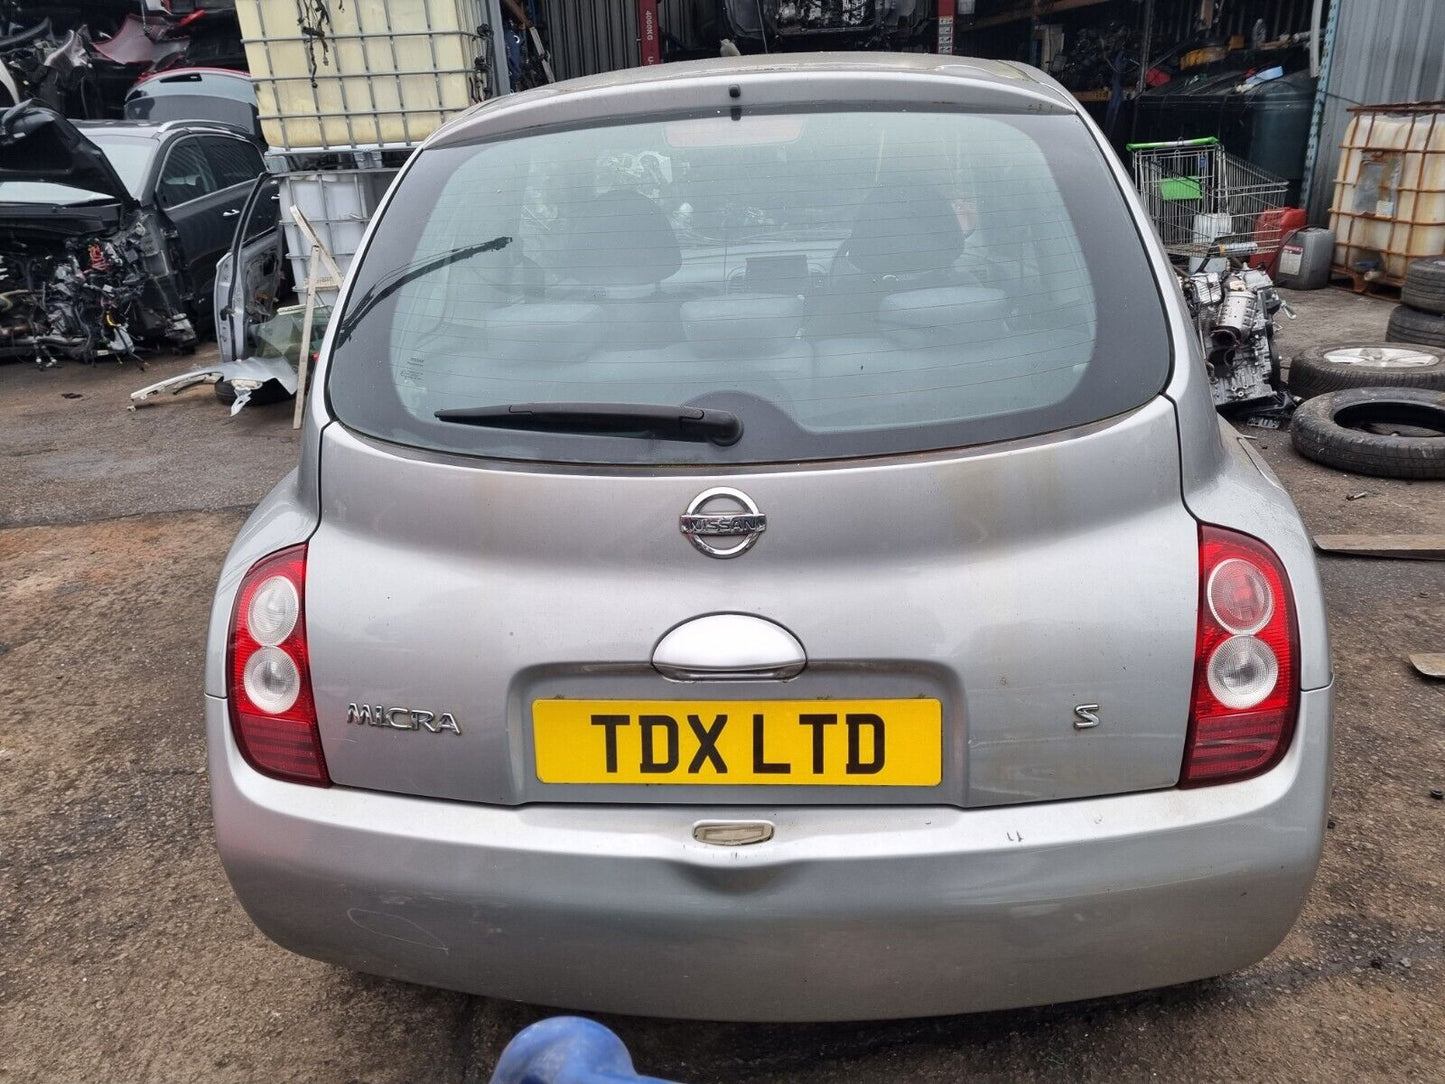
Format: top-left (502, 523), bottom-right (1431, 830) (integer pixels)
top-left (0, 110), bottom-right (268, 358)
top-left (124, 68), bottom-right (264, 145)
top-left (84, 119), bottom-right (266, 314)
top-left (205, 53), bottom-right (1332, 1021)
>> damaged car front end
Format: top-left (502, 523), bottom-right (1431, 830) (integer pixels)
top-left (0, 103), bottom-right (196, 365)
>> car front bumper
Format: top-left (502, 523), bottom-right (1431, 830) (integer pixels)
top-left (208, 686), bottom-right (1331, 1022)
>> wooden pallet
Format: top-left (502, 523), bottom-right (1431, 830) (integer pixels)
top-left (1330, 265), bottom-right (1404, 298)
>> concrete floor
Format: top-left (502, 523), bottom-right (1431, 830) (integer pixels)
top-left (1, 290), bottom-right (1442, 1082)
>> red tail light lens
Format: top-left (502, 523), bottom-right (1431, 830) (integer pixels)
top-left (226, 544), bottom-right (330, 786)
top-left (1181, 525), bottom-right (1299, 786)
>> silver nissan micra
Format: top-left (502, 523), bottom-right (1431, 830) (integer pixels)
top-left (206, 53), bottom-right (1332, 1021)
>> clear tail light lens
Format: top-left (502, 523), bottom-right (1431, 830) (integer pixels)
top-left (226, 545), bottom-right (330, 786)
top-left (1182, 526), bottom-right (1299, 785)
top-left (1207, 558), bottom-right (1274, 634)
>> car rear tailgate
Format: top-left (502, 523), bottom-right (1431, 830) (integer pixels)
top-left (303, 395), bottom-right (1198, 807)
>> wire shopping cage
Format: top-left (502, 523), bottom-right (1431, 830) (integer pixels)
top-left (1126, 137), bottom-right (1291, 258)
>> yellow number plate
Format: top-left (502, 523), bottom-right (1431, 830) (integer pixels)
top-left (532, 699), bottom-right (942, 786)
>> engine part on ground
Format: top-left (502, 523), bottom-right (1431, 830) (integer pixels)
top-left (1401, 256), bottom-right (1445, 316)
top-left (1291, 387), bottom-right (1445, 479)
top-left (1287, 342), bottom-right (1445, 399)
top-left (1182, 264), bottom-right (1289, 409)
top-left (1235, 389), bottom-right (1297, 430)
top-left (1274, 226), bottom-right (1333, 289)
top-left (1387, 302), bottom-right (1445, 349)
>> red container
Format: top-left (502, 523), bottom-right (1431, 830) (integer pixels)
top-left (1250, 207), bottom-right (1307, 270)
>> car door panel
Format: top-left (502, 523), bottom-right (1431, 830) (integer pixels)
top-left (155, 137), bottom-right (227, 310)
top-left (156, 134), bottom-right (265, 315)
top-left (216, 174), bottom-right (284, 363)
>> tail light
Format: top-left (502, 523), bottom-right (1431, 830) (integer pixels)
top-left (225, 544), bottom-right (330, 786)
top-left (1181, 525), bottom-right (1299, 786)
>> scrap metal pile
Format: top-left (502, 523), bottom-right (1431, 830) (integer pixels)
top-left (720, 0), bottom-right (928, 48)
top-left (0, 3), bottom-right (242, 118)
top-left (772, 0), bottom-right (873, 31)
top-left (0, 221), bottom-right (194, 365)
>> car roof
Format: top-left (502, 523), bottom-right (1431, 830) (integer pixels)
top-left (73, 118), bottom-right (248, 141)
top-left (132, 66), bottom-right (252, 86)
top-left (430, 52), bottom-right (1078, 149)
top-left (552, 51), bottom-right (1066, 98)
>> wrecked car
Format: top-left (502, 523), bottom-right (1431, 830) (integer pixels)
top-left (0, 103), bottom-right (265, 364)
top-left (125, 67), bottom-right (262, 145)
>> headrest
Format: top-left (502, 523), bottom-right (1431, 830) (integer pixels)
top-left (843, 185), bottom-right (966, 277)
top-left (563, 189), bottom-right (681, 288)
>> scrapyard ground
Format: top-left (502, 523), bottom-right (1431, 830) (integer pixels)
top-left (1, 291), bottom-right (1442, 1083)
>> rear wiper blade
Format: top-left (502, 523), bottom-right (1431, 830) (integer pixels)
top-left (434, 402), bottom-right (743, 446)
top-left (332, 235), bottom-right (512, 349)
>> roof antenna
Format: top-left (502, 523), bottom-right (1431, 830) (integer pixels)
top-left (754, 0), bottom-right (770, 53)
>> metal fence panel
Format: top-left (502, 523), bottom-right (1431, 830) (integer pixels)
top-left (536, 0), bottom-right (639, 81)
top-left (536, 0), bottom-right (716, 81)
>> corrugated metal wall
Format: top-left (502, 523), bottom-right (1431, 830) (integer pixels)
top-left (538, 0), bottom-right (638, 80)
top-left (1308, 0), bottom-right (1445, 220)
top-left (537, 0), bottom-right (710, 82)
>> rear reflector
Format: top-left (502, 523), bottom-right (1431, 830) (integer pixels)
top-left (226, 545), bottom-right (330, 786)
top-left (1181, 526), bottom-right (1299, 785)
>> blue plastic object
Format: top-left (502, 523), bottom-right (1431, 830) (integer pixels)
top-left (489, 1017), bottom-right (682, 1084)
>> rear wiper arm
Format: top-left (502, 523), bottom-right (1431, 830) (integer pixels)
top-left (434, 402), bottom-right (743, 446)
top-left (332, 235), bottom-right (512, 349)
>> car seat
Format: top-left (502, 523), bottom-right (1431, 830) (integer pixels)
top-left (822, 185), bottom-right (968, 334)
top-left (556, 188), bottom-right (683, 347)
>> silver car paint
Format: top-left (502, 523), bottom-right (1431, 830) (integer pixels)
top-left (1078, 109), bottom-right (1331, 687)
top-left (306, 397), bottom-right (1196, 808)
top-left (206, 53), bottom-right (1332, 1018)
top-left (208, 684), bottom-right (1330, 1021)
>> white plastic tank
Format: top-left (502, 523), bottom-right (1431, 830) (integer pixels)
top-left (280, 169), bottom-right (399, 303)
top-left (1329, 104), bottom-right (1445, 283)
top-left (236, 0), bottom-right (489, 151)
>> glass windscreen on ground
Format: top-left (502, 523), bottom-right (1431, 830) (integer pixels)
top-left (328, 109), bottom-right (1170, 464)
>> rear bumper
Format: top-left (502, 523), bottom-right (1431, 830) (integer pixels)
top-left (208, 686), bottom-right (1331, 1022)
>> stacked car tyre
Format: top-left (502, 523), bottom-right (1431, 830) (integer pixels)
top-left (1387, 256), bottom-right (1445, 347)
top-left (1288, 261), bottom-right (1445, 478)
top-left (1287, 342), bottom-right (1445, 399)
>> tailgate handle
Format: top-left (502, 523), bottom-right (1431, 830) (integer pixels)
top-left (652, 613), bottom-right (806, 681)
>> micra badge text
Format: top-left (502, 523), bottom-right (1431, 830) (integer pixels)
top-left (347, 704), bottom-right (461, 735)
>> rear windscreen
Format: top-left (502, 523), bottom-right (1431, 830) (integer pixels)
top-left (327, 108), bottom-right (1170, 465)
